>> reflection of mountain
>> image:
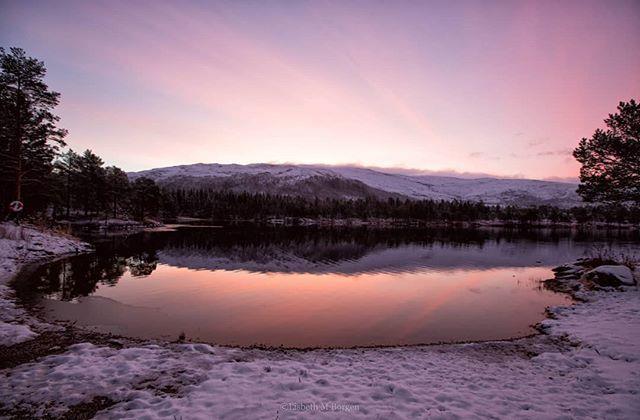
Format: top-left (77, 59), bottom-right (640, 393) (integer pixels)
top-left (15, 226), bottom-right (640, 303)
top-left (157, 239), bottom-right (619, 274)
top-left (150, 226), bottom-right (640, 274)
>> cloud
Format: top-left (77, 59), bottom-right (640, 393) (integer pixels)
top-left (543, 175), bottom-right (579, 183)
top-left (527, 137), bottom-right (549, 147)
top-left (536, 148), bottom-right (573, 157)
top-left (468, 152), bottom-right (502, 161)
top-left (381, 167), bottom-right (523, 179)
top-left (285, 162), bottom-right (529, 180)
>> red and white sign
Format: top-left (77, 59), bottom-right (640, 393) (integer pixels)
top-left (9, 201), bottom-right (24, 212)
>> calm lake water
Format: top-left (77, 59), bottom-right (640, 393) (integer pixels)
top-left (14, 226), bottom-right (640, 348)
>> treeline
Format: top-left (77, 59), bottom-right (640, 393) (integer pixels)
top-left (5, 142), bottom-right (640, 224)
top-left (161, 188), bottom-right (640, 224)
top-left (49, 149), bottom-right (161, 221)
top-left (0, 144), bottom-right (163, 221)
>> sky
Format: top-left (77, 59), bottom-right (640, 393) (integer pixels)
top-left (2, 0), bottom-right (639, 180)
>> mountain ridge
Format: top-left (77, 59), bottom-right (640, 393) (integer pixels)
top-left (129, 163), bottom-right (582, 207)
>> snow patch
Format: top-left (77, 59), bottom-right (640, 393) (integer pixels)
top-left (586, 265), bottom-right (636, 286)
top-left (0, 223), bottom-right (92, 346)
top-left (0, 321), bottom-right (37, 346)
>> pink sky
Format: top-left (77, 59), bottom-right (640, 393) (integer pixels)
top-left (2, 0), bottom-right (639, 179)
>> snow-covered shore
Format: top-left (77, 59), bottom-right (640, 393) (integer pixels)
top-left (0, 223), bottom-right (92, 346)
top-left (0, 224), bottom-right (638, 418)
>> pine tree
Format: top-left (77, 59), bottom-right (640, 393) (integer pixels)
top-left (573, 99), bottom-right (640, 204)
top-left (76, 150), bottom-right (107, 215)
top-left (130, 177), bottom-right (161, 221)
top-left (53, 149), bottom-right (81, 218)
top-left (105, 166), bottom-right (130, 218)
top-left (0, 47), bottom-right (67, 214)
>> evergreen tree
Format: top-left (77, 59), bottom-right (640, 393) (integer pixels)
top-left (0, 47), bottom-right (67, 214)
top-left (573, 99), bottom-right (640, 204)
top-left (105, 166), bottom-right (130, 218)
top-left (76, 150), bottom-right (107, 215)
top-left (53, 149), bottom-right (81, 218)
top-left (130, 177), bottom-right (161, 221)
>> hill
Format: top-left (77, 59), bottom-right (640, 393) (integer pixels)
top-left (129, 163), bottom-right (582, 207)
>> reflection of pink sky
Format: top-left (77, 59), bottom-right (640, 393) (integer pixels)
top-left (86, 265), bottom-right (569, 347)
top-left (3, 1), bottom-right (639, 178)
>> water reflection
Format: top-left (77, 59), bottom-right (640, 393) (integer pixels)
top-left (14, 226), bottom-right (639, 347)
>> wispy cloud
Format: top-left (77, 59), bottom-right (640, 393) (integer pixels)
top-left (543, 175), bottom-right (579, 183)
top-left (527, 137), bottom-right (549, 147)
top-left (536, 149), bottom-right (573, 157)
top-left (1, 0), bottom-right (637, 180)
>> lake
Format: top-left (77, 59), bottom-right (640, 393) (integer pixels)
top-left (14, 226), bottom-right (640, 348)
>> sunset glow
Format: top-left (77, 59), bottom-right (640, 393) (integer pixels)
top-left (41, 263), bottom-right (568, 347)
top-left (2, 0), bottom-right (639, 179)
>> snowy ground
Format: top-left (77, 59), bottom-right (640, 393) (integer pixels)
top-left (1, 224), bottom-right (639, 419)
top-left (0, 223), bottom-right (92, 346)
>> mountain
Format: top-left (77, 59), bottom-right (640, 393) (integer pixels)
top-left (128, 163), bottom-right (582, 206)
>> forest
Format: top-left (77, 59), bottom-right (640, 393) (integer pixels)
top-left (160, 187), bottom-right (640, 225)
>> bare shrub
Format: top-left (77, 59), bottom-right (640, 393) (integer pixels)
top-left (586, 246), bottom-right (638, 271)
top-left (0, 223), bottom-right (26, 241)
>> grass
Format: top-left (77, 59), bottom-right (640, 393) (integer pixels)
top-left (585, 247), bottom-right (638, 271)
top-left (0, 223), bottom-right (26, 241)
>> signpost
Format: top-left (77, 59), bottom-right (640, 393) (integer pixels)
top-left (8, 200), bottom-right (24, 223)
top-left (9, 200), bottom-right (24, 213)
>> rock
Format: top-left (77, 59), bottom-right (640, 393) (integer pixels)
top-left (552, 264), bottom-right (582, 274)
top-left (555, 272), bottom-right (581, 280)
top-left (553, 264), bottom-right (583, 281)
top-left (108, 339), bottom-right (124, 348)
top-left (585, 265), bottom-right (635, 287)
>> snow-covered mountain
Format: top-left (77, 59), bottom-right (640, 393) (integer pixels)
top-left (129, 163), bottom-right (582, 206)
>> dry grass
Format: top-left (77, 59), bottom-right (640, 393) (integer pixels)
top-left (0, 221), bottom-right (77, 243)
top-left (585, 247), bottom-right (638, 271)
top-left (0, 223), bottom-right (27, 241)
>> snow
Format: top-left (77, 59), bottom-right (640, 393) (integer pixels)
top-left (586, 265), bottom-right (636, 286)
top-left (0, 223), bottom-right (92, 346)
top-left (1, 224), bottom-right (638, 418)
top-left (129, 163), bottom-right (582, 206)
top-left (0, 321), bottom-right (37, 346)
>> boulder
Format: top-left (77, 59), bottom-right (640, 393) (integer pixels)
top-left (585, 265), bottom-right (636, 287)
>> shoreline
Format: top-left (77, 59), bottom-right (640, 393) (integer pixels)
top-left (222, 217), bottom-right (640, 230)
top-left (53, 216), bottom-right (640, 233)
top-left (1, 224), bottom-right (638, 418)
